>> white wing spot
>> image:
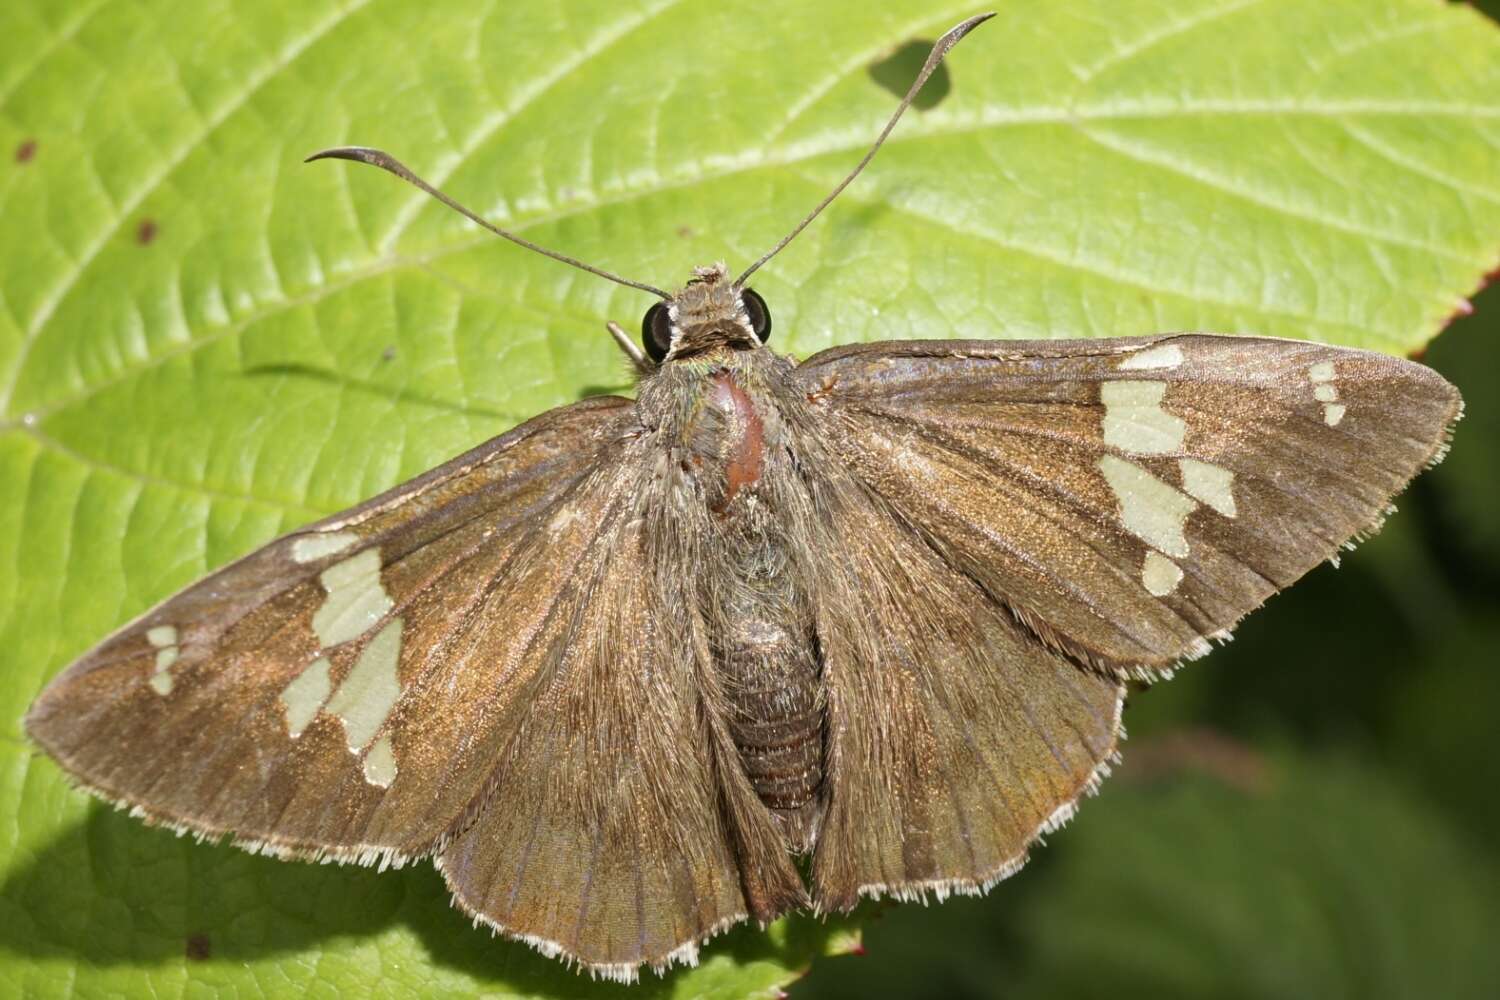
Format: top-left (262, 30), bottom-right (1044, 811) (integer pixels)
top-left (325, 618), bottom-right (404, 753)
top-left (1179, 459), bottom-right (1237, 518)
top-left (1308, 362), bottom-right (1345, 426)
top-left (145, 625), bottom-right (180, 695)
top-left (363, 734), bottom-right (398, 787)
top-left (312, 549), bottom-right (395, 648)
top-left (1142, 551), bottom-right (1184, 596)
top-left (1118, 343), bottom-right (1184, 371)
top-left (291, 531), bottom-right (359, 564)
top-left (281, 657), bottom-right (333, 738)
top-left (1101, 381), bottom-right (1186, 455)
top-left (1097, 455), bottom-right (1198, 558)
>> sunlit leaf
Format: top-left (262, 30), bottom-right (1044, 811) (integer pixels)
top-left (2, 0), bottom-right (1497, 996)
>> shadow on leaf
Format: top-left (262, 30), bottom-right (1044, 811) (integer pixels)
top-left (0, 799), bottom-right (856, 995)
top-left (240, 362), bottom-right (527, 424)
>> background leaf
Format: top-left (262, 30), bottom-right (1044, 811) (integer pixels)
top-left (805, 752), bottom-right (1500, 1000)
top-left (1, 0), bottom-right (1497, 997)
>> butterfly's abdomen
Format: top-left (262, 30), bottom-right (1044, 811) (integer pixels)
top-left (717, 540), bottom-right (825, 853)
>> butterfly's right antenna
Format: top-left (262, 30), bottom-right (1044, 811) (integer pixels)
top-left (735, 12), bottom-right (995, 287)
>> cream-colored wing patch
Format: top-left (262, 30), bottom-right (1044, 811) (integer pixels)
top-left (1098, 364), bottom-right (1248, 602)
top-left (1309, 362), bottom-right (1346, 427)
top-left (312, 549), bottom-right (395, 647)
top-left (1118, 343), bottom-right (1184, 371)
top-left (277, 546), bottom-right (406, 785)
top-left (363, 734), bottom-right (398, 788)
top-left (1101, 381), bottom-right (1186, 455)
top-left (291, 531), bottom-right (360, 564)
top-left (281, 656), bottom-right (332, 738)
top-left (146, 625), bottom-right (181, 695)
top-left (1179, 459), bottom-right (1237, 518)
top-left (324, 618), bottom-right (404, 752)
top-left (1141, 551), bottom-right (1185, 597)
top-left (1097, 456), bottom-right (1195, 558)
top-left (1097, 367), bottom-right (1242, 598)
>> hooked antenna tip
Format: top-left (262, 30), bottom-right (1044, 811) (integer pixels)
top-left (305, 146), bottom-right (391, 166)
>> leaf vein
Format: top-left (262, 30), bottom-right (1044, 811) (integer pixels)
top-left (1075, 123), bottom-right (1473, 263)
top-left (0, 0), bottom-right (108, 108)
top-left (795, 170), bottom-right (1410, 347)
top-left (19, 424), bottom-right (325, 518)
top-left (0, 0), bottom-right (377, 414)
top-left (1073, 0), bottom-right (1266, 86)
top-left (375, 0), bottom-right (688, 253)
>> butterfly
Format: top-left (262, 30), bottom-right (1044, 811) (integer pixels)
top-left (24, 13), bottom-right (1462, 983)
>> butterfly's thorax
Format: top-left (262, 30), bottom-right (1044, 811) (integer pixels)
top-left (637, 349), bottom-right (826, 849)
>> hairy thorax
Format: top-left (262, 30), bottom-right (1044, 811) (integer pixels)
top-left (637, 351), bottom-right (826, 850)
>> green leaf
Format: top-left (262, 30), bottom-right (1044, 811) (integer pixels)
top-left (796, 751), bottom-right (1500, 1000)
top-left (1427, 280), bottom-right (1500, 570)
top-left (1003, 753), bottom-right (1500, 1000)
top-left (1, 1), bottom-right (1497, 997)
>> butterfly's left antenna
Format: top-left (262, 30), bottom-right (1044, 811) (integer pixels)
top-left (305, 147), bottom-right (673, 300)
top-left (735, 11), bottom-right (995, 287)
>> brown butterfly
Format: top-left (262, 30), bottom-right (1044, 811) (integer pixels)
top-left (25, 13), bottom-right (1462, 983)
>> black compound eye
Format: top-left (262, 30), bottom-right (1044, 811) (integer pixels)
top-left (641, 302), bottom-right (672, 362)
top-left (741, 288), bottom-right (772, 344)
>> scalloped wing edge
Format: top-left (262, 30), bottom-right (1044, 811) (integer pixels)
top-left (432, 853), bottom-right (753, 984)
top-left (46, 765), bottom-right (426, 872)
top-left (1119, 392), bottom-right (1464, 685)
top-left (823, 687), bottom-right (1127, 910)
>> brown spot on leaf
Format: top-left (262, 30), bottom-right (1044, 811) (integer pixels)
top-left (15, 140), bottom-right (37, 163)
top-left (136, 219), bottom-right (158, 245)
top-left (677, 225), bottom-right (695, 239)
top-left (185, 932), bottom-right (211, 960)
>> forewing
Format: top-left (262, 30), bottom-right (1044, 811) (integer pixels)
top-left (25, 395), bottom-right (635, 865)
top-left (799, 335), bottom-right (1461, 675)
top-left (805, 462), bottom-right (1124, 909)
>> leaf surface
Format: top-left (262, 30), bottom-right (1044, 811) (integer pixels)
top-left (2, 0), bottom-right (1498, 996)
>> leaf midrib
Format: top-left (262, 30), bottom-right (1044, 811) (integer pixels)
top-left (13, 90), bottom-right (1497, 427)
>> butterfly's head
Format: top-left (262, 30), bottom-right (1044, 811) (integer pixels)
top-left (639, 263), bottom-right (772, 364)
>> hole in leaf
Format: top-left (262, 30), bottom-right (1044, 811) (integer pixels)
top-left (868, 39), bottom-right (951, 110)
